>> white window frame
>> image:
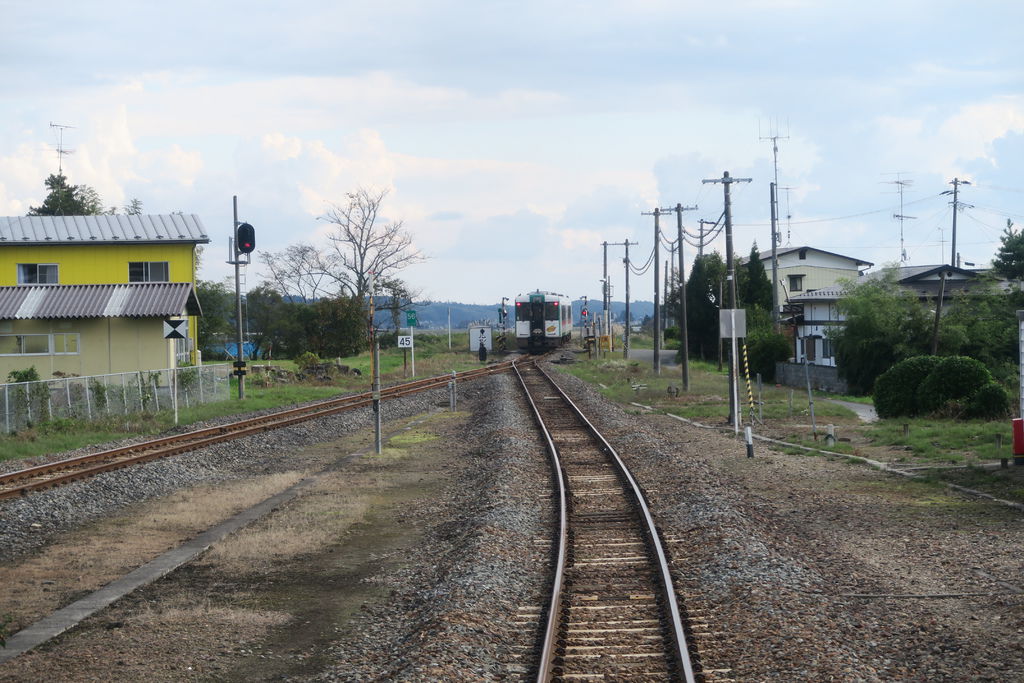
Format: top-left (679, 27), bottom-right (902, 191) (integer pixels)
top-left (0, 333), bottom-right (81, 356)
top-left (788, 274), bottom-right (804, 292)
top-left (128, 261), bottom-right (170, 283)
top-left (17, 263), bottom-right (59, 285)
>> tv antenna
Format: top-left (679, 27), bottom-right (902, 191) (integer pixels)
top-left (760, 119), bottom-right (789, 246)
top-left (49, 122), bottom-right (76, 175)
top-left (883, 172), bottom-right (916, 262)
top-left (778, 186), bottom-right (796, 245)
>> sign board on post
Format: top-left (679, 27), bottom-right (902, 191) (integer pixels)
top-left (398, 335), bottom-right (413, 348)
top-left (718, 309), bottom-right (747, 338)
top-left (469, 326), bottom-right (493, 352)
top-left (163, 319), bottom-right (188, 339)
top-left (406, 310), bottom-right (418, 327)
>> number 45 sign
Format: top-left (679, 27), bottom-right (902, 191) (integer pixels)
top-left (397, 335), bottom-right (413, 348)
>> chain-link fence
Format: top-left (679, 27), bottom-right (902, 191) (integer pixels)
top-left (1, 364), bottom-right (232, 434)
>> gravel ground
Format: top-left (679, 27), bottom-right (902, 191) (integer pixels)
top-left (3, 364), bottom-right (1024, 681)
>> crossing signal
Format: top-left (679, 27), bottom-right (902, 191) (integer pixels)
top-left (236, 223), bottom-right (255, 254)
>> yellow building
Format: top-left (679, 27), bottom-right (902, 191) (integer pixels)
top-left (0, 215), bottom-right (209, 379)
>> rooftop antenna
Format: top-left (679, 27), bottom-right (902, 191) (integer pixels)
top-left (779, 186), bottom-right (795, 245)
top-left (883, 173), bottom-right (916, 262)
top-left (49, 122), bottom-right (76, 176)
top-left (759, 119), bottom-right (789, 246)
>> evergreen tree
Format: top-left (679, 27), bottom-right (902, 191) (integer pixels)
top-left (27, 173), bottom-right (107, 216)
top-left (992, 219), bottom-right (1024, 280)
top-left (685, 252), bottom-right (726, 360)
top-left (738, 242), bottom-right (773, 311)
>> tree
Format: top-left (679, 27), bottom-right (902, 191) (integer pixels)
top-left (28, 173), bottom-right (108, 216)
top-left (245, 285), bottom-right (303, 359)
top-left (831, 268), bottom-right (931, 394)
top-left (685, 252), bottom-right (726, 360)
top-left (124, 198), bottom-right (144, 215)
top-left (194, 280), bottom-right (235, 357)
top-left (992, 219), bottom-right (1024, 280)
top-left (738, 243), bottom-right (772, 311)
top-left (939, 278), bottom-right (1024, 384)
top-left (264, 188), bottom-right (424, 302)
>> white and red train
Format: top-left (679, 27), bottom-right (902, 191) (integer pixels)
top-left (514, 290), bottom-right (573, 353)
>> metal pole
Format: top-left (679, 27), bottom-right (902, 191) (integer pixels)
top-left (410, 321), bottom-right (416, 377)
top-left (448, 307), bottom-right (451, 350)
top-left (372, 341), bottom-right (382, 454)
top-left (233, 196), bottom-right (245, 400)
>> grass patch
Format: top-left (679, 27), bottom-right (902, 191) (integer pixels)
top-left (864, 418), bottom-right (1013, 465)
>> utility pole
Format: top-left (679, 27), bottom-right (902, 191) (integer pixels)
top-left (621, 239), bottom-right (637, 358)
top-left (770, 182), bottom-right (779, 329)
top-left (942, 178), bottom-right (971, 267)
top-left (761, 125), bottom-right (787, 328)
top-left (661, 203), bottom-right (697, 390)
top-left (642, 208), bottom-right (664, 374)
top-left (703, 171), bottom-right (752, 430)
top-left (698, 219), bottom-right (717, 258)
top-left (602, 241), bottom-right (612, 357)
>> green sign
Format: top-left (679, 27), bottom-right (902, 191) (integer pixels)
top-left (406, 310), bottom-right (418, 326)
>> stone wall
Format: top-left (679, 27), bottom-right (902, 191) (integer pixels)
top-left (775, 361), bottom-right (849, 394)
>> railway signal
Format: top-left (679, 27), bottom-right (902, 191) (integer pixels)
top-left (236, 222), bottom-right (255, 254)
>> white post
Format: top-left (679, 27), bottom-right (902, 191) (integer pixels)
top-left (172, 368), bottom-right (179, 426)
top-left (448, 307), bottom-right (452, 350)
top-left (411, 323), bottom-right (416, 377)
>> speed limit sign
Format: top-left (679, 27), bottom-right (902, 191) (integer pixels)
top-left (398, 335), bottom-right (413, 348)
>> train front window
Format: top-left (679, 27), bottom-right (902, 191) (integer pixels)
top-left (517, 304), bottom-right (531, 322)
top-left (544, 302), bottom-right (559, 320)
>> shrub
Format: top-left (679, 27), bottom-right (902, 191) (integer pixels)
top-left (873, 355), bottom-right (941, 418)
top-left (7, 366), bottom-right (40, 383)
top-left (664, 326), bottom-right (679, 342)
top-left (917, 356), bottom-right (993, 415)
top-left (744, 332), bottom-right (791, 382)
top-left (294, 352), bottom-right (321, 374)
top-left (964, 382), bottom-right (1011, 419)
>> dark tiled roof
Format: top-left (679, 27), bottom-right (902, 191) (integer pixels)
top-left (0, 215), bottom-right (209, 244)
top-left (0, 283), bottom-right (201, 319)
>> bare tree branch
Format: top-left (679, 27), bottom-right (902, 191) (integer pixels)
top-left (319, 188), bottom-right (425, 300)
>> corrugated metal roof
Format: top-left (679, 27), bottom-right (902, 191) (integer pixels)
top-left (0, 283), bottom-right (201, 319)
top-left (0, 215), bottom-right (210, 245)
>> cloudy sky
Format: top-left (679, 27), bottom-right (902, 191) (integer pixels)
top-left (2, 1), bottom-right (1023, 305)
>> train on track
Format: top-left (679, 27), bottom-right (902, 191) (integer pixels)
top-left (514, 290), bottom-right (573, 353)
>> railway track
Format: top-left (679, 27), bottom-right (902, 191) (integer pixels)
top-left (514, 362), bottom-right (698, 682)
top-left (0, 361), bottom-right (522, 500)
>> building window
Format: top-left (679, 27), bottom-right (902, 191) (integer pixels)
top-left (17, 263), bottom-right (59, 284)
top-left (53, 333), bottom-right (80, 354)
top-left (788, 274), bottom-right (804, 292)
top-left (129, 261), bottom-right (170, 282)
top-left (822, 338), bottom-right (834, 359)
top-left (0, 333), bottom-right (80, 356)
top-left (799, 248), bottom-right (808, 260)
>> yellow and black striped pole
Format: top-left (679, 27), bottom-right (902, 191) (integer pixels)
top-left (742, 342), bottom-right (756, 423)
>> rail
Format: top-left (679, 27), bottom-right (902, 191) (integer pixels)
top-left (514, 362), bottom-right (696, 681)
top-left (0, 360), bottom-right (523, 500)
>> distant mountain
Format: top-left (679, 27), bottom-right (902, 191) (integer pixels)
top-left (378, 299), bottom-right (655, 330)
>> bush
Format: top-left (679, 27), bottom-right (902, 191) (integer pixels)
top-left (7, 366), bottom-right (40, 383)
top-left (964, 382), bottom-right (1011, 419)
top-left (294, 352), bottom-right (321, 374)
top-left (664, 326), bottom-right (679, 342)
top-left (744, 332), bottom-right (791, 382)
top-left (917, 356), bottom-right (993, 415)
top-left (873, 355), bottom-right (941, 418)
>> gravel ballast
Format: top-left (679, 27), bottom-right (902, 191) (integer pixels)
top-left (2, 365), bottom-right (1024, 681)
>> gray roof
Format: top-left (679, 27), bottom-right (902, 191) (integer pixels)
top-left (754, 245), bottom-right (873, 268)
top-left (0, 283), bottom-right (201, 319)
top-left (0, 215), bottom-right (209, 245)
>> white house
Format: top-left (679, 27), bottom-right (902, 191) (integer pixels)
top-left (787, 265), bottom-right (990, 367)
top-left (756, 246), bottom-right (874, 315)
